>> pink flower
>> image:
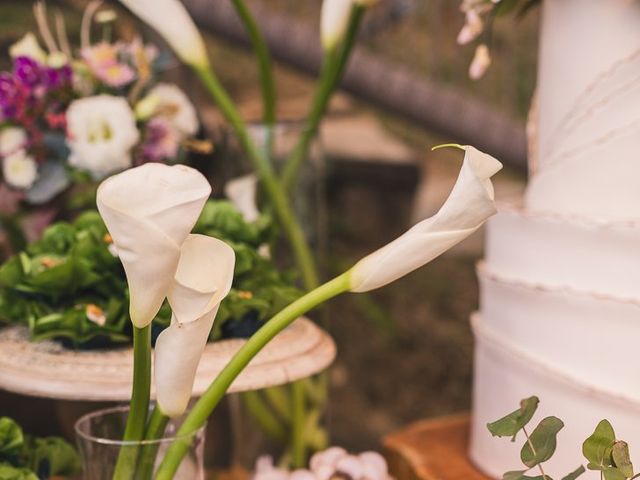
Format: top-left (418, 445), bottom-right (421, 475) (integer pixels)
top-left (95, 63), bottom-right (136, 88)
top-left (81, 42), bottom-right (119, 71)
top-left (140, 117), bottom-right (179, 163)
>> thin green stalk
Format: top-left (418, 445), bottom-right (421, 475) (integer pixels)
top-left (230, 0), bottom-right (276, 126)
top-left (154, 273), bottom-right (352, 479)
top-left (194, 67), bottom-right (319, 290)
top-left (112, 325), bottom-right (152, 480)
top-left (291, 381), bottom-right (306, 467)
top-left (241, 391), bottom-right (288, 442)
top-left (280, 5), bottom-right (366, 191)
top-left (136, 407), bottom-right (171, 480)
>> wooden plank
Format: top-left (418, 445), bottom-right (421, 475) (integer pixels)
top-left (383, 414), bottom-right (491, 480)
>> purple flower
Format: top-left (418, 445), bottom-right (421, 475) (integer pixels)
top-left (140, 117), bottom-right (179, 163)
top-left (0, 73), bottom-right (17, 119)
top-left (42, 65), bottom-right (72, 89)
top-left (13, 56), bottom-right (42, 87)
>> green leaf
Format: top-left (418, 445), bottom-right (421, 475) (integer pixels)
top-left (561, 466), bottom-right (586, 480)
top-left (612, 441), bottom-right (633, 477)
top-left (520, 417), bottom-right (564, 468)
top-left (0, 462), bottom-right (37, 480)
top-left (603, 467), bottom-right (626, 480)
top-left (502, 473), bottom-right (548, 480)
top-left (0, 418), bottom-right (24, 459)
top-left (488, 396), bottom-right (540, 440)
top-left (583, 420), bottom-right (616, 470)
top-left (23, 436), bottom-right (81, 477)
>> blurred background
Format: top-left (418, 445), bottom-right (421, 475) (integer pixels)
top-left (0, 0), bottom-right (536, 452)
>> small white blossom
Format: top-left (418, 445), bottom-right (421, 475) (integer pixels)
top-left (0, 127), bottom-right (27, 158)
top-left (469, 44), bottom-right (492, 80)
top-left (9, 33), bottom-right (47, 63)
top-left (3, 150), bottom-right (38, 189)
top-left (86, 304), bottom-right (107, 326)
top-left (457, 9), bottom-right (483, 45)
top-left (66, 95), bottom-right (140, 178)
top-left (141, 83), bottom-right (199, 138)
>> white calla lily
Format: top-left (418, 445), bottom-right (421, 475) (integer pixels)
top-left (154, 234), bottom-right (235, 417)
top-left (224, 174), bottom-right (260, 223)
top-left (96, 163), bottom-right (211, 328)
top-left (349, 146), bottom-right (502, 292)
top-left (321, 0), bottom-right (354, 50)
top-left (118, 0), bottom-right (209, 69)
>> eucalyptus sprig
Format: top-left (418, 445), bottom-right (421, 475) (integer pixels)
top-left (489, 397), bottom-right (638, 480)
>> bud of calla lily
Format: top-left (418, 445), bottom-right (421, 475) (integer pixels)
top-left (321, 0), bottom-right (354, 51)
top-left (154, 234), bottom-right (235, 417)
top-left (96, 164), bottom-right (211, 328)
top-left (349, 146), bottom-right (502, 292)
top-left (118, 0), bottom-right (209, 69)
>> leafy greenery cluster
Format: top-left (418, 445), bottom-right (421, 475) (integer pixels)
top-left (488, 397), bottom-right (638, 480)
top-left (0, 416), bottom-right (80, 479)
top-left (0, 200), bottom-right (301, 348)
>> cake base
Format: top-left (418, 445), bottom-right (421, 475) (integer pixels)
top-left (0, 317), bottom-right (335, 400)
top-left (384, 414), bottom-right (490, 480)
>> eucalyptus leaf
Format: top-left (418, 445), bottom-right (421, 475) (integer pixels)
top-left (603, 467), bottom-right (627, 480)
top-left (0, 419), bottom-right (23, 459)
top-left (561, 466), bottom-right (586, 480)
top-left (488, 396), bottom-right (540, 440)
top-left (583, 420), bottom-right (616, 470)
top-left (0, 462), bottom-right (37, 480)
top-left (612, 441), bottom-right (633, 477)
top-left (520, 417), bottom-right (564, 468)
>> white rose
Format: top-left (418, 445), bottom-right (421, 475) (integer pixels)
top-left (3, 150), bottom-right (38, 189)
top-left (0, 127), bottom-right (27, 157)
top-left (142, 83), bottom-right (199, 138)
top-left (66, 95), bottom-right (140, 178)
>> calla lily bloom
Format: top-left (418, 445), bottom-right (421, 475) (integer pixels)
top-left (96, 163), bottom-right (211, 328)
top-left (224, 174), bottom-right (260, 223)
top-left (154, 234), bottom-right (235, 417)
top-left (321, 0), bottom-right (354, 50)
top-left (349, 146), bottom-right (502, 292)
top-left (118, 0), bottom-right (209, 69)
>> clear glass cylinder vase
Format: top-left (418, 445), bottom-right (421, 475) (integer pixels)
top-left (74, 406), bottom-right (206, 480)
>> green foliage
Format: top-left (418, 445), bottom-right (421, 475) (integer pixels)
top-left (489, 398), bottom-right (638, 480)
top-left (0, 200), bottom-right (301, 347)
top-left (0, 417), bottom-right (80, 479)
top-left (488, 396), bottom-right (539, 441)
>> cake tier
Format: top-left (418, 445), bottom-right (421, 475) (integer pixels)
top-left (485, 206), bottom-right (640, 300)
top-left (478, 263), bottom-right (640, 400)
top-left (470, 313), bottom-right (640, 479)
top-left (527, 0), bottom-right (640, 221)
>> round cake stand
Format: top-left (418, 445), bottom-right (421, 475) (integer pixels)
top-left (0, 317), bottom-right (335, 401)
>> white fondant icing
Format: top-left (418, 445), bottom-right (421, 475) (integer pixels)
top-left (485, 207), bottom-right (640, 300)
top-left (470, 314), bottom-right (640, 479)
top-left (528, 0), bottom-right (640, 220)
top-left (478, 265), bottom-right (640, 399)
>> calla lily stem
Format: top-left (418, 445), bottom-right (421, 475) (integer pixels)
top-left (194, 67), bottom-right (319, 290)
top-left (135, 407), bottom-right (171, 480)
top-left (113, 325), bottom-right (152, 480)
top-left (154, 272), bottom-right (352, 479)
top-left (281, 4), bottom-right (365, 191)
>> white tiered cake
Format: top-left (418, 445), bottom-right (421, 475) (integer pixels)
top-left (470, 0), bottom-right (640, 477)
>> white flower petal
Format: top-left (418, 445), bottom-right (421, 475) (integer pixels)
top-left (118, 0), bottom-right (209, 69)
top-left (154, 234), bottom-right (235, 417)
top-left (321, 0), bottom-right (354, 50)
top-left (3, 150), bottom-right (38, 189)
top-left (0, 127), bottom-right (27, 157)
top-left (9, 33), bottom-right (47, 63)
top-left (145, 83), bottom-right (199, 137)
top-left (469, 44), bottom-right (491, 80)
top-left (349, 146), bottom-right (501, 292)
top-left (224, 174), bottom-right (260, 223)
top-left (97, 164), bottom-right (211, 327)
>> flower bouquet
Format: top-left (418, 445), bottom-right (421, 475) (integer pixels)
top-left (0, 3), bottom-right (206, 253)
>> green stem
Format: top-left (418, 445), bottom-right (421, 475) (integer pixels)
top-left (280, 5), bottom-right (365, 191)
top-left (154, 273), bottom-right (352, 479)
top-left (523, 427), bottom-right (549, 480)
top-left (291, 381), bottom-right (306, 467)
top-left (136, 407), bottom-right (170, 480)
top-left (194, 67), bottom-right (319, 290)
top-left (112, 325), bottom-right (152, 480)
top-left (241, 391), bottom-right (288, 443)
top-left (230, 0), bottom-right (276, 127)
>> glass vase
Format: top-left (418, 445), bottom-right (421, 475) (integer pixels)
top-left (74, 406), bottom-right (206, 480)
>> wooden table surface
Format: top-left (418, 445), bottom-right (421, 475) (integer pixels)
top-left (383, 413), bottom-right (492, 480)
